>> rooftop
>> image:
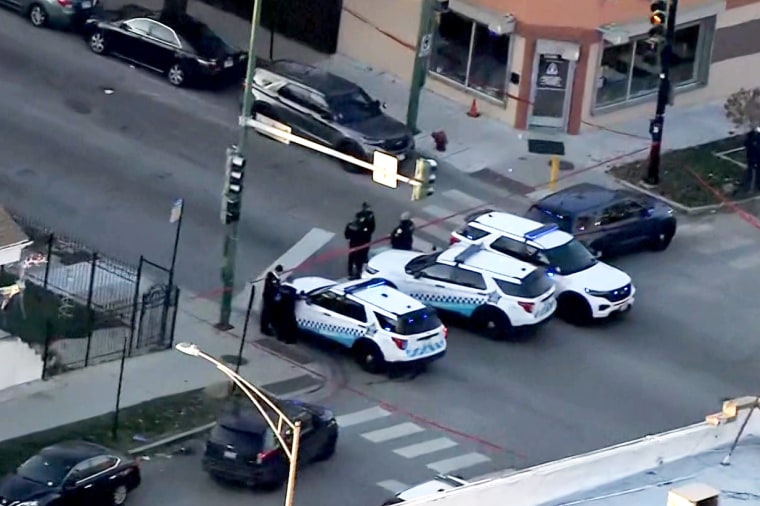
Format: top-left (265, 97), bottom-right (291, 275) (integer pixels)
top-left (536, 183), bottom-right (620, 215)
top-left (401, 396), bottom-right (760, 506)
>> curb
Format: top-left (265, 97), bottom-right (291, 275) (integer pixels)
top-left (614, 178), bottom-right (760, 215)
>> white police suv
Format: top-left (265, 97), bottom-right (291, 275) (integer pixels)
top-left (451, 210), bottom-right (634, 324)
top-left (381, 474), bottom-right (469, 505)
top-left (363, 243), bottom-right (557, 339)
top-left (285, 277), bottom-right (447, 373)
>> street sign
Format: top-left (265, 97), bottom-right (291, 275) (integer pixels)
top-left (372, 151), bottom-right (399, 188)
top-left (169, 198), bottom-right (184, 223)
top-left (254, 113), bottom-right (291, 144)
top-left (419, 33), bottom-right (433, 58)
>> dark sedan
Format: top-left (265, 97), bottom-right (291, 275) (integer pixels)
top-left (526, 183), bottom-right (677, 258)
top-left (82, 5), bottom-right (247, 86)
top-left (0, 440), bottom-right (141, 506)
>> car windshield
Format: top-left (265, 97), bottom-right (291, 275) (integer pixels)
top-left (404, 252), bottom-right (441, 273)
top-left (329, 90), bottom-right (380, 124)
top-left (494, 269), bottom-right (554, 299)
top-left (542, 239), bottom-right (597, 274)
top-left (17, 454), bottom-right (75, 485)
top-left (211, 425), bottom-right (264, 454)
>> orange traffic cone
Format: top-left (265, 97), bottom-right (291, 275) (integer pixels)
top-left (467, 98), bottom-right (480, 118)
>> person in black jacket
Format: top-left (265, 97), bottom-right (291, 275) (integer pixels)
top-left (390, 212), bottom-right (415, 250)
top-left (260, 265), bottom-right (283, 336)
top-left (356, 202), bottom-right (375, 236)
top-left (742, 127), bottom-right (760, 193)
top-left (345, 218), bottom-right (369, 279)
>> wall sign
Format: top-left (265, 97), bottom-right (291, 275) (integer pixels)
top-left (537, 54), bottom-right (569, 90)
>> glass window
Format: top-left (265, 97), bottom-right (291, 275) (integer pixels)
top-left (279, 85), bottom-right (316, 110)
top-left (457, 224), bottom-right (489, 241)
top-left (396, 308), bottom-right (442, 335)
top-left (334, 299), bottom-right (367, 322)
top-left (328, 89), bottom-right (380, 124)
top-left (542, 240), bottom-right (597, 275)
top-left (311, 291), bottom-right (341, 312)
top-left (595, 21), bottom-right (705, 108)
top-left (18, 454), bottom-right (77, 485)
top-left (430, 11), bottom-right (510, 101)
top-left (77, 456), bottom-right (118, 481)
top-left (421, 264), bottom-right (455, 281)
top-left (147, 21), bottom-right (179, 46)
top-left (494, 270), bottom-right (553, 298)
top-left (490, 236), bottom-right (531, 261)
top-left (374, 312), bottom-right (397, 333)
top-left (451, 267), bottom-right (486, 289)
top-left (600, 203), bottom-right (634, 225)
top-left (124, 18), bottom-right (151, 35)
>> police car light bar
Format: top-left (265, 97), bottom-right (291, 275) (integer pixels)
top-left (344, 278), bottom-right (392, 294)
top-left (524, 224), bottom-right (559, 240)
top-left (454, 244), bottom-right (482, 264)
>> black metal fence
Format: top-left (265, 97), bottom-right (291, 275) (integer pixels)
top-left (0, 214), bottom-right (179, 378)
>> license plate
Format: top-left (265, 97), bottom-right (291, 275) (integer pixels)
top-left (224, 58), bottom-right (233, 68)
top-left (81, 1), bottom-right (91, 7)
top-left (223, 450), bottom-right (237, 459)
top-left (397, 154), bottom-right (406, 161)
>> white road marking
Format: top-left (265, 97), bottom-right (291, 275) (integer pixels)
top-left (693, 236), bottom-right (754, 255)
top-left (426, 452), bottom-right (491, 473)
top-left (361, 422), bottom-right (424, 443)
top-left (376, 480), bottom-right (408, 493)
top-left (335, 406), bottom-right (391, 428)
top-left (728, 253), bottom-right (760, 269)
top-left (411, 236), bottom-right (438, 254)
top-left (442, 189), bottom-right (488, 208)
top-left (675, 222), bottom-right (713, 236)
top-left (394, 437), bottom-right (458, 458)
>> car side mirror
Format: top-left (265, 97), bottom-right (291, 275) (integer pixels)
top-left (413, 271), bottom-right (423, 279)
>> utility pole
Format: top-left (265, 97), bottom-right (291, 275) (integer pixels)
top-left (406, 0), bottom-right (448, 133)
top-left (643, 0), bottom-right (678, 186)
top-left (218, 0), bottom-right (264, 330)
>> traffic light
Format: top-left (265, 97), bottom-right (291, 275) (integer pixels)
top-left (221, 145), bottom-right (246, 224)
top-left (649, 0), bottom-right (668, 39)
top-left (411, 158), bottom-right (437, 201)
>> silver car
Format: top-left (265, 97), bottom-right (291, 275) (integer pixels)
top-left (0, 0), bottom-right (97, 28)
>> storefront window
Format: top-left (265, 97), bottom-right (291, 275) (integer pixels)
top-left (595, 21), bottom-right (705, 108)
top-left (430, 11), bottom-right (510, 101)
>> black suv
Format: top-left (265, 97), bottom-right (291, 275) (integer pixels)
top-left (247, 60), bottom-right (415, 170)
top-left (526, 183), bottom-right (677, 258)
top-left (203, 399), bottom-right (338, 488)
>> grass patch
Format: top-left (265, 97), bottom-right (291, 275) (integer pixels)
top-left (0, 271), bottom-right (119, 345)
top-left (610, 136), bottom-right (746, 207)
top-left (0, 387), bottom-right (230, 475)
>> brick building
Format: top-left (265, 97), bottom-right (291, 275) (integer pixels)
top-left (337, 0), bottom-right (760, 134)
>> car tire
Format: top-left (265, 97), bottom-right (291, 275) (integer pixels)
top-left (314, 434), bottom-right (337, 461)
top-left (557, 293), bottom-right (593, 326)
top-left (111, 484), bottom-right (128, 506)
top-left (167, 63), bottom-right (186, 87)
top-left (88, 31), bottom-right (107, 55)
top-left (650, 222), bottom-right (675, 252)
top-left (338, 141), bottom-right (366, 173)
top-left (353, 339), bottom-right (386, 373)
top-left (473, 306), bottom-right (511, 340)
top-left (28, 3), bottom-right (47, 27)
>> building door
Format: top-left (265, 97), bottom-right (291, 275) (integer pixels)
top-left (528, 41), bottom-right (579, 130)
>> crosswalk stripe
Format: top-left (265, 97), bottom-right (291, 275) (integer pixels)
top-left (676, 222), bottom-right (713, 236)
top-left (426, 452), bottom-right (491, 473)
top-left (362, 422), bottom-right (424, 443)
top-left (376, 480), bottom-right (408, 493)
top-left (335, 407), bottom-right (391, 428)
top-left (417, 223), bottom-right (454, 242)
top-left (421, 203), bottom-right (462, 224)
top-left (442, 189), bottom-right (488, 208)
top-left (394, 437), bottom-right (458, 458)
top-left (694, 236), bottom-right (754, 255)
top-left (412, 236), bottom-right (438, 253)
top-left (728, 253), bottom-right (760, 269)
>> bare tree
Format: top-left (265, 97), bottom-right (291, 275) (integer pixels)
top-left (724, 87), bottom-right (760, 132)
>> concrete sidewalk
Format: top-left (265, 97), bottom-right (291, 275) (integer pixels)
top-left (0, 289), bottom-right (326, 443)
top-left (126, 0), bottom-right (738, 200)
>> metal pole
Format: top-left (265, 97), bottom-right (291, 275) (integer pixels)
top-left (268, 5), bottom-right (276, 60)
top-left (41, 319), bottom-right (52, 380)
top-left (127, 257), bottom-right (143, 353)
top-left (406, 0), bottom-right (438, 133)
top-left (111, 329), bottom-right (129, 440)
top-left (42, 234), bottom-right (53, 289)
top-left (643, 0), bottom-right (678, 186)
top-left (83, 252), bottom-right (98, 366)
top-left (235, 283), bottom-right (256, 373)
top-left (283, 421), bottom-right (302, 506)
top-left (219, 0), bottom-right (264, 329)
top-left (163, 200), bottom-right (183, 342)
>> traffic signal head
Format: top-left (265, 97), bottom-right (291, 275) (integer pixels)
top-left (649, 0), bottom-right (667, 36)
top-left (411, 158), bottom-right (438, 201)
top-left (222, 145), bottom-right (246, 224)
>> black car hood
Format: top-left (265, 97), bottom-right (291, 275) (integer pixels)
top-left (345, 114), bottom-right (411, 141)
top-left (0, 474), bottom-right (54, 502)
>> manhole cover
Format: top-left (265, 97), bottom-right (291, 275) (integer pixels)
top-left (220, 354), bottom-right (248, 366)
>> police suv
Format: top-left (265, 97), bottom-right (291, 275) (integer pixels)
top-left (381, 474), bottom-right (469, 505)
top-left (285, 277), bottom-right (447, 373)
top-left (451, 211), bottom-right (634, 324)
top-left (363, 243), bottom-right (557, 339)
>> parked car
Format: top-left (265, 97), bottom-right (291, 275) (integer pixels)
top-left (0, 0), bottom-right (97, 29)
top-left (382, 474), bottom-right (469, 505)
top-left (0, 440), bottom-right (141, 506)
top-left (246, 60), bottom-right (415, 171)
top-left (203, 399), bottom-right (338, 489)
top-left (526, 183), bottom-right (677, 258)
top-left (82, 5), bottom-right (247, 87)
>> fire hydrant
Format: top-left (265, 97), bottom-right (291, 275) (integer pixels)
top-left (432, 130), bottom-right (448, 152)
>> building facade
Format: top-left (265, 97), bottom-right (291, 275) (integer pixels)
top-left (337, 0), bottom-right (760, 134)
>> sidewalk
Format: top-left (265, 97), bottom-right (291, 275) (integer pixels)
top-left (156, 0), bottom-right (737, 200)
top-left (0, 289), bottom-right (326, 442)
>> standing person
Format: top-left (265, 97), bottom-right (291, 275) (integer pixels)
top-left (742, 126), bottom-right (760, 193)
top-left (276, 284), bottom-right (298, 344)
top-left (345, 218), bottom-right (366, 279)
top-left (390, 212), bottom-right (415, 250)
top-left (356, 202), bottom-right (375, 236)
top-left (260, 265), bottom-right (283, 336)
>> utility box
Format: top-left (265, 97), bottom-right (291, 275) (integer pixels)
top-left (668, 483), bottom-right (719, 506)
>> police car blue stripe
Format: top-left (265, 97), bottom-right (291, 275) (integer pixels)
top-left (411, 293), bottom-right (481, 318)
top-left (296, 319), bottom-right (363, 347)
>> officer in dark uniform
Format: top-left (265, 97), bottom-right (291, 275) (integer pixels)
top-left (345, 218), bottom-right (365, 279)
top-left (742, 126), bottom-right (760, 193)
top-left (390, 212), bottom-right (415, 250)
top-left (260, 265), bottom-right (283, 336)
top-left (356, 202), bottom-right (375, 236)
top-left (276, 284), bottom-right (298, 344)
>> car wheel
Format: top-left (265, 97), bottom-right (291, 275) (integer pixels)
top-left (314, 435), bottom-right (337, 461)
top-left (28, 3), bottom-right (47, 27)
top-left (473, 306), bottom-right (511, 340)
top-left (353, 340), bottom-right (385, 373)
top-left (167, 63), bottom-right (185, 87)
top-left (338, 141), bottom-right (366, 173)
top-left (650, 222), bottom-right (675, 251)
top-left (111, 484), bottom-right (128, 505)
top-left (89, 31), bottom-right (107, 54)
top-left (557, 293), bottom-right (593, 326)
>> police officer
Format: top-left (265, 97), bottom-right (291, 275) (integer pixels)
top-left (742, 126), bottom-right (760, 193)
top-left (260, 265), bottom-right (283, 336)
top-left (390, 212), bottom-right (415, 250)
top-left (345, 218), bottom-right (367, 279)
top-left (356, 202), bottom-right (376, 236)
top-left (276, 284), bottom-right (298, 344)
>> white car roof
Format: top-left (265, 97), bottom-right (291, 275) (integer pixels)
top-left (336, 278), bottom-right (426, 316)
top-left (469, 211), bottom-right (572, 250)
top-left (396, 475), bottom-right (469, 500)
top-left (439, 244), bottom-right (538, 281)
